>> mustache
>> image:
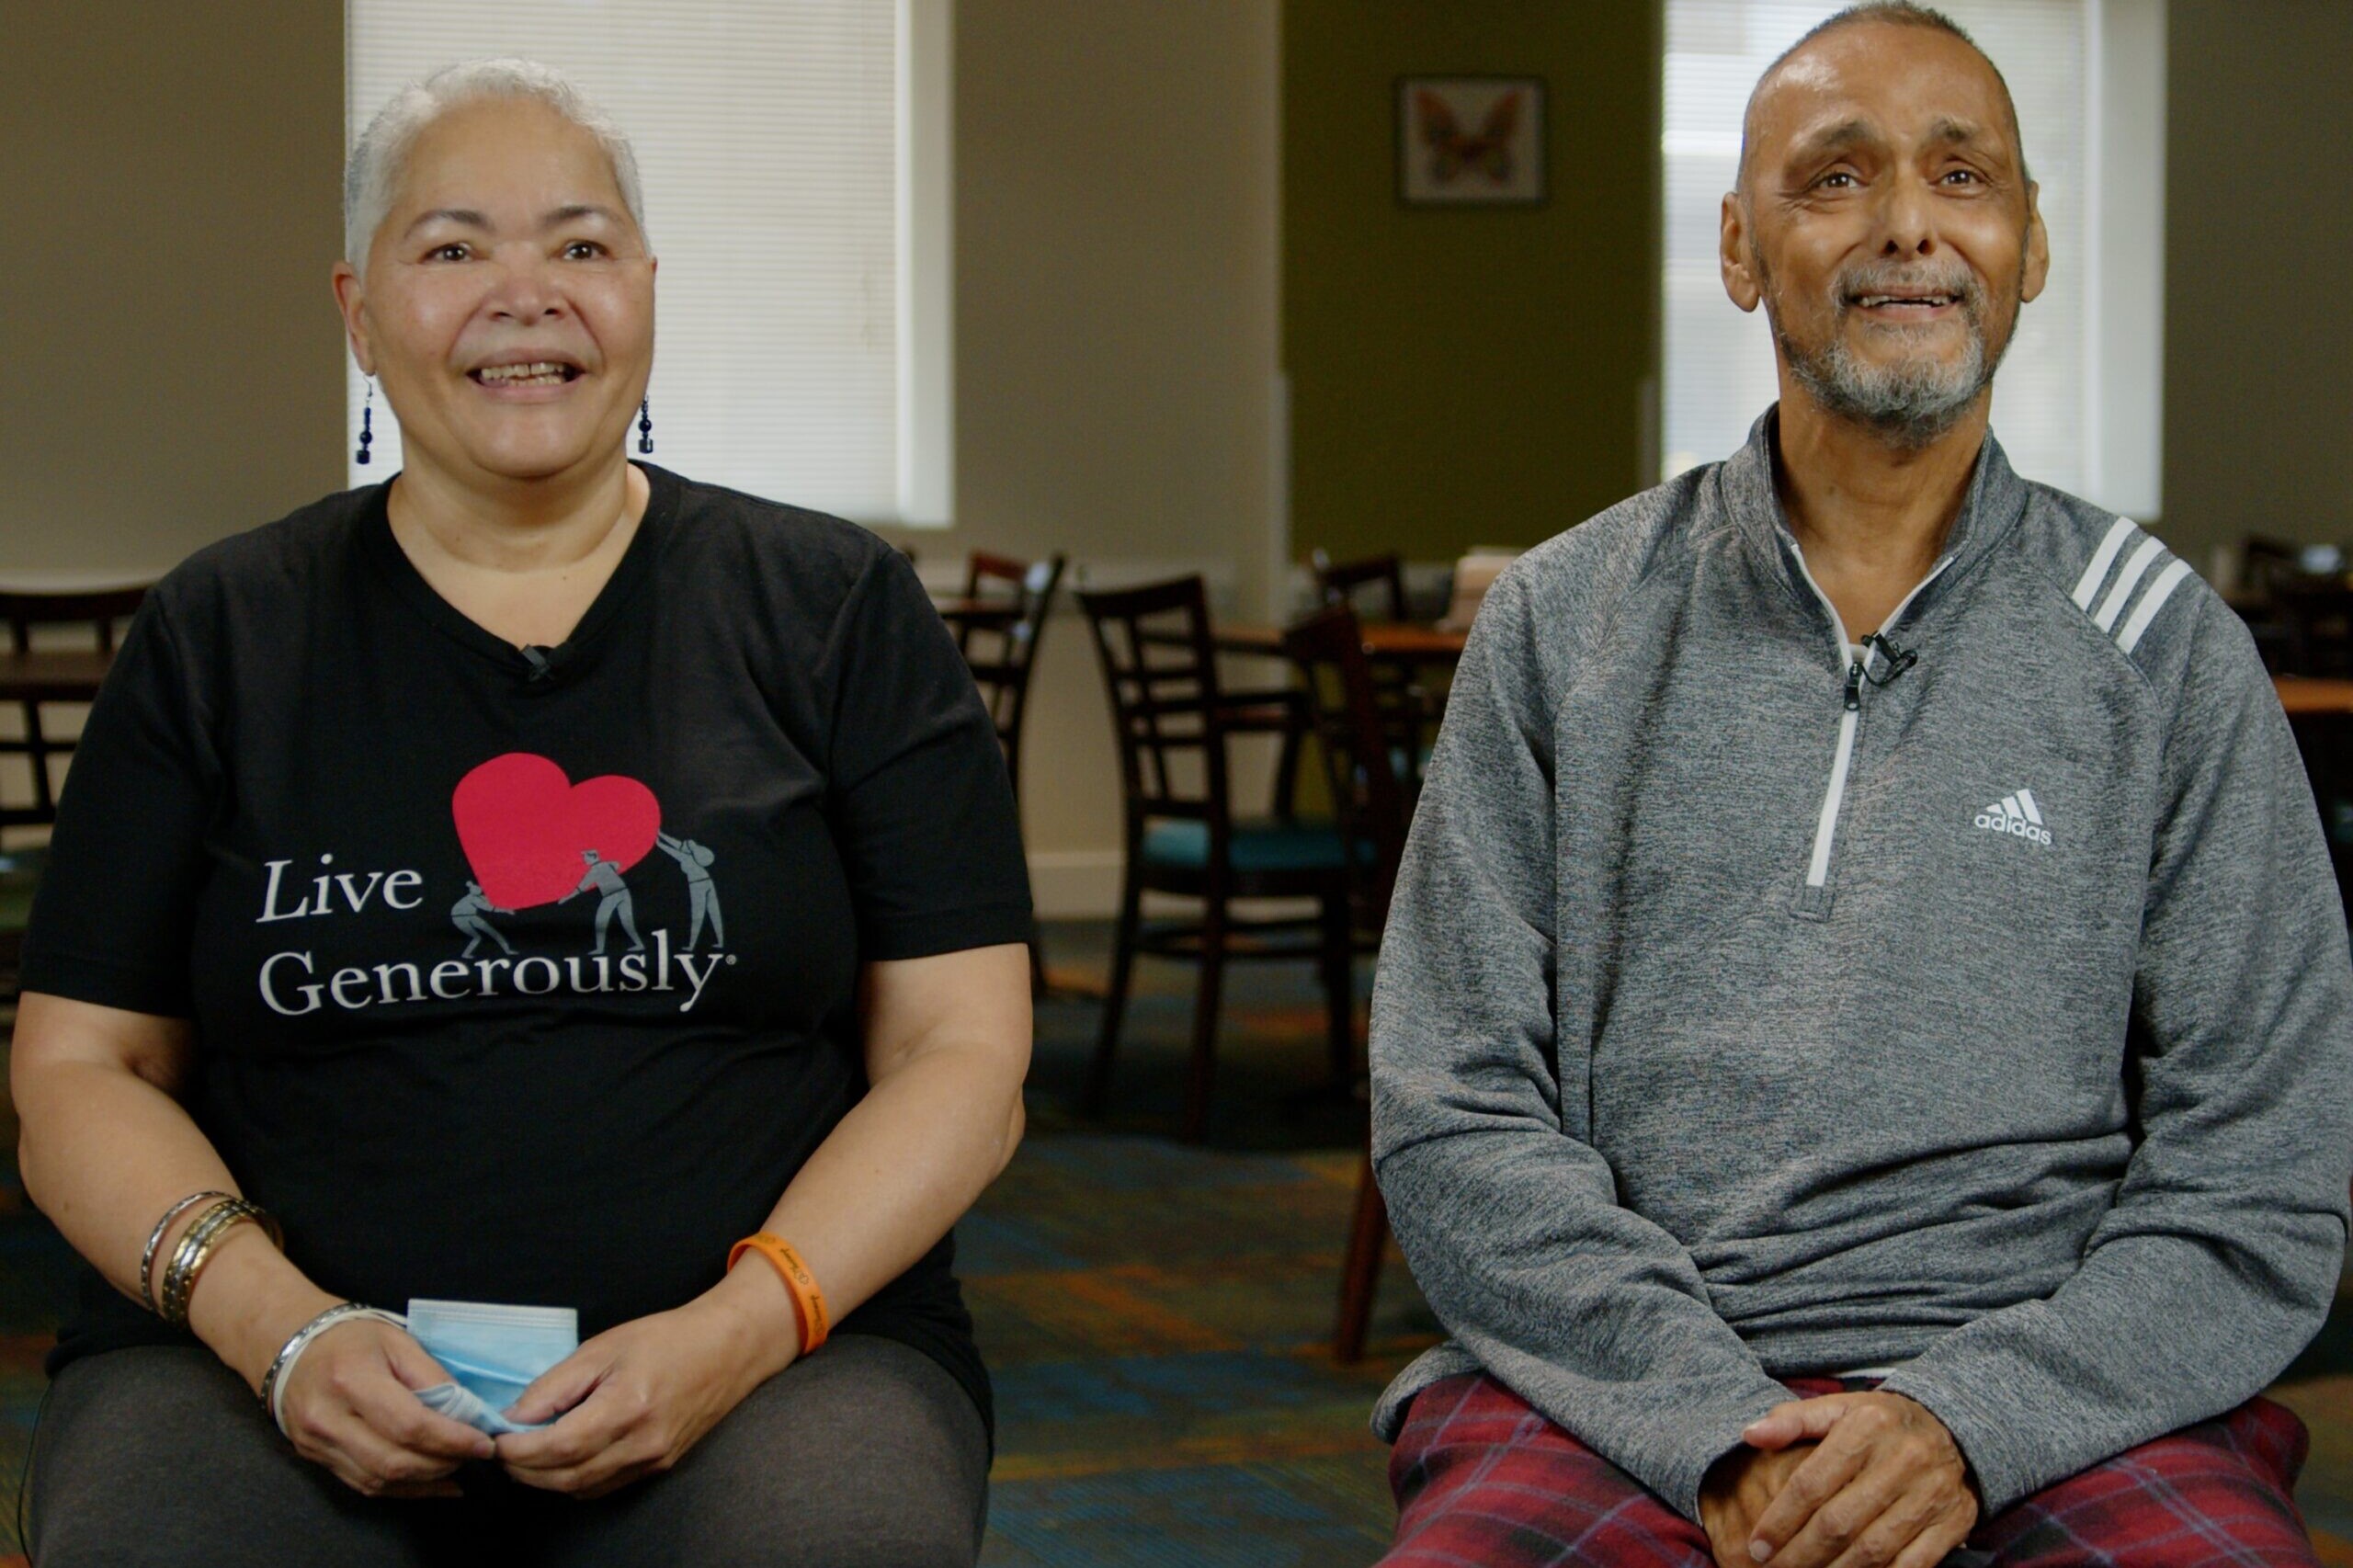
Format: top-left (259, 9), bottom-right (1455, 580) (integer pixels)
top-left (1830, 262), bottom-right (1984, 317)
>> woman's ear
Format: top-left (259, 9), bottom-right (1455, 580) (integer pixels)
top-left (331, 261), bottom-right (376, 376)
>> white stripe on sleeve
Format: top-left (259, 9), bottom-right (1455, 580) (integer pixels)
top-left (2117, 559), bottom-right (2196, 654)
top-left (2073, 517), bottom-right (2140, 608)
top-left (2094, 538), bottom-right (2169, 631)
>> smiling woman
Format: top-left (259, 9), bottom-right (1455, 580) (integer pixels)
top-left (342, 5), bottom-right (953, 527)
top-left (333, 73), bottom-right (659, 584)
top-left (12, 58), bottom-right (1030, 1568)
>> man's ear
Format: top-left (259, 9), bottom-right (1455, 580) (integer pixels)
top-left (2018, 182), bottom-right (2050, 305)
top-left (331, 262), bottom-right (376, 377)
top-left (1721, 193), bottom-right (1763, 313)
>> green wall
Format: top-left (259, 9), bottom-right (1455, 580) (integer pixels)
top-left (2160, 0), bottom-right (2353, 568)
top-left (1283, 0), bottom-right (1663, 562)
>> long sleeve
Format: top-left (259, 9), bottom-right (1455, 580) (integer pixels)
top-left (1881, 601), bottom-right (2353, 1510)
top-left (1370, 569), bottom-right (1790, 1523)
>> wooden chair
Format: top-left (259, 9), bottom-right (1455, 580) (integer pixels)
top-left (2273, 584), bottom-right (2353, 679)
top-left (955, 551), bottom-right (1067, 993)
top-left (955, 551), bottom-right (1066, 798)
top-left (1, 586), bottom-right (146, 833)
top-left (1283, 604), bottom-right (1429, 1362)
top-left (1310, 548), bottom-right (1449, 734)
top-left (1310, 550), bottom-right (1411, 622)
top-left (1076, 576), bottom-right (1358, 1142)
top-left (0, 585), bottom-right (148, 997)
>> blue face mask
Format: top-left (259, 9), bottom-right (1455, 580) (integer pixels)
top-left (404, 1299), bottom-right (578, 1436)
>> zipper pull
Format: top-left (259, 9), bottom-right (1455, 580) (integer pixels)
top-left (1843, 660), bottom-right (1864, 711)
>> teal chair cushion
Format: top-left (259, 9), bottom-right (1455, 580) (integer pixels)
top-left (1142, 819), bottom-right (1366, 873)
top-left (0, 846), bottom-right (47, 928)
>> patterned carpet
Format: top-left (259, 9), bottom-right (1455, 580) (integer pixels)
top-left (5, 921), bottom-right (2353, 1565)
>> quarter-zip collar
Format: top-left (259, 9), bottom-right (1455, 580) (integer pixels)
top-left (1716, 404), bottom-right (2033, 655)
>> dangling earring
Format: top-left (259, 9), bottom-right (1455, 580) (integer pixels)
top-left (357, 380), bottom-right (376, 466)
top-left (637, 397), bottom-right (654, 455)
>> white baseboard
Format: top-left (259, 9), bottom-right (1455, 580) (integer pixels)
top-left (1026, 849), bottom-right (1336, 924)
top-left (1028, 849), bottom-right (1124, 918)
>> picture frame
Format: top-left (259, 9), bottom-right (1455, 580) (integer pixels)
top-left (1396, 75), bottom-right (1547, 207)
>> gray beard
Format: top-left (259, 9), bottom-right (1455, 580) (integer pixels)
top-left (1779, 320), bottom-right (1993, 449)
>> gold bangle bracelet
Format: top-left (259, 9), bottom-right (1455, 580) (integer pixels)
top-left (139, 1189), bottom-right (233, 1315)
top-left (158, 1198), bottom-right (282, 1328)
top-left (159, 1199), bottom-right (244, 1326)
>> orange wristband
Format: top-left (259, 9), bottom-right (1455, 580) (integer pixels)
top-left (727, 1232), bottom-right (830, 1355)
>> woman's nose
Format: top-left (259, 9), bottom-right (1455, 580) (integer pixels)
top-left (483, 252), bottom-right (568, 321)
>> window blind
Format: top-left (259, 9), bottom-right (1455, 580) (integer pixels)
top-left (347, 1), bottom-right (948, 525)
top-left (1663, 1), bottom-right (2091, 495)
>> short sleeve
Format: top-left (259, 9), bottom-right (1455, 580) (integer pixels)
top-left (822, 551), bottom-right (1033, 960)
top-left (19, 595), bottom-right (220, 1017)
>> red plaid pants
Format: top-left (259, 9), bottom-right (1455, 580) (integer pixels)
top-left (1381, 1373), bottom-right (2316, 1567)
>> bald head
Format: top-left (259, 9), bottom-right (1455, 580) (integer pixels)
top-left (1738, 3), bottom-right (2029, 199)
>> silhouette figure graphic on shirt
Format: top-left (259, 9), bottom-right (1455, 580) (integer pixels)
top-left (558, 849), bottom-right (644, 955)
top-left (654, 831), bottom-right (725, 951)
top-left (451, 881), bottom-right (515, 959)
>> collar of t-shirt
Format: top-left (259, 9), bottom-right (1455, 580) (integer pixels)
top-left (359, 462), bottom-right (681, 687)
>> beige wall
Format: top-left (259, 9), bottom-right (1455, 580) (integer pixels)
top-left (2161, 0), bottom-right (2353, 570)
top-left (0, 1), bottom-right (346, 574)
top-left (926, 0), bottom-right (1284, 914)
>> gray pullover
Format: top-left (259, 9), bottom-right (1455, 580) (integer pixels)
top-left (1370, 409), bottom-right (2353, 1523)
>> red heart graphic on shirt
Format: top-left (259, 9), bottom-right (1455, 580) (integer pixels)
top-left (451, 753), bottom-right (662, 910)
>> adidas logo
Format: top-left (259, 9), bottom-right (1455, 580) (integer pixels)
top-left (1975, 789), bottom-right (2053, 847)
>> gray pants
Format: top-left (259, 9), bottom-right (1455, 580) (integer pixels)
top-left (27, 1335), bottom-right (988, 1568)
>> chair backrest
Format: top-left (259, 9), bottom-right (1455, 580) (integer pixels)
top-left (2272, 583), bottom-right (2353, 679)
top-left (1282, 603), bottom-right (1422, 928)
top-left (2241, 536), bottom-right (2304, 599)
top-left (0, 586), bottom-right (146, 657)
top-left (957, 551), bottom-right (1066, 793)
top-left (1310, 550), bottom-right (1410, 622)
top-left (1075, 575), bottom-right (1234, 833)
top-left (0, 585), bottom-right (148, 830)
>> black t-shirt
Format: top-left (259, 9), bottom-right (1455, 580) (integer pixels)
top-left (20, 463), bottom-right (1031, 1437)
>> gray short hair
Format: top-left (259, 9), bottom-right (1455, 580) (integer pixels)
top-left (1740, 3), bottom-right (2030, 191)
top-left (344, 58), bottom-right (647, 275)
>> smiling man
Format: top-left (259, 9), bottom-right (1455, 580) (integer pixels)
top-left (1366, 6), bottom-right (2353, 1567)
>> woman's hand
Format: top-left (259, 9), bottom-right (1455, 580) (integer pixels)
top-left (276, 1316), bottom-right (495, 1498)
top-left (494, 1271), bottom-right (794, 1500)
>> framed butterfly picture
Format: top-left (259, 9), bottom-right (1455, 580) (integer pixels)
top-left (1397, 76), bottom-right (1547, 206)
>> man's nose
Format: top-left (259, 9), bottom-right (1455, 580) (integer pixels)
top-left (1875, 177), bottom-right (1938, 256)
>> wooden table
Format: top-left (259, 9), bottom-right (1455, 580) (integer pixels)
top-left (0, 650), bottom-right (113, 704)
top-left (2274, 676), bottom-right (2353, 716)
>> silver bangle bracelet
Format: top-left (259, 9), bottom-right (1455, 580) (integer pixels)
top-left (261, 1302), bottom-right (407, 1437)
top-left (140, 1190), bottom-right (233, 1314)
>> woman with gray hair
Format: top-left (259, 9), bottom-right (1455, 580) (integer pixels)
top-left (12, 58), bottom-right (1031, 1565)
